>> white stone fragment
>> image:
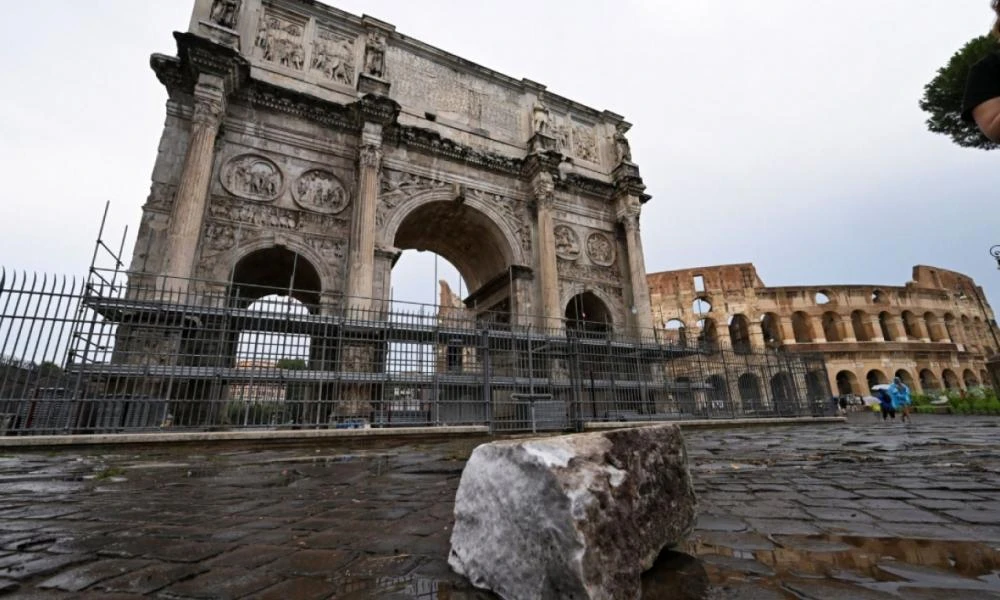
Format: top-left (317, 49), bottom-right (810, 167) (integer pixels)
top-left (448, 425), bottom-right (697, 600)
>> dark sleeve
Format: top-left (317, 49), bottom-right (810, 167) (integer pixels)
top-left (962, 53), bottom-right (1000, 122)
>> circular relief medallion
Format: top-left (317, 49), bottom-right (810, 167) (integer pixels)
top-left (553, 225), bottom-right (581, 261)
top-left (293, 170), bottom-right (349, 214)
top-left (586, 232), bottom-right (615, 266)
top-left (221, 154), bottom-right (283, 202)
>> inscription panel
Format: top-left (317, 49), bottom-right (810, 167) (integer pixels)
top-left (387, 47), bottom-right (522, 141)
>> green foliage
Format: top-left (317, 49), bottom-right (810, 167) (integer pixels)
top-left (224, 401), bottom-right (283, 426)
top-left (920, 35), bottom-right (1000, 150)
top-left (911, 394), bottom-right (933, 406)
top-left (37, 361), bottom-right (62, 377)
top-left (276, 358), bottom-right (307, 370)
top-left (94, 466), bottom-right (126, 480)
top-left (946, 388), bottom-right (1000, 414)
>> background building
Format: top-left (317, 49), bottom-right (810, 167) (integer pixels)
top-left (648, 264), bottom-right (1000, 397)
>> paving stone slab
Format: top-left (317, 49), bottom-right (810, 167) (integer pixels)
top-left (37, 558), bottom-right (153, 592)
top-left (246, 577), bottom-right (340, 600)
top-left (945, 510), bottom-right (1000, 524)
top-left (208, 544), bottom-right (296, 570)
top-left (95, 562), bottom-right (209, 595)
top-left (161, 566), bottom-right (285, 600)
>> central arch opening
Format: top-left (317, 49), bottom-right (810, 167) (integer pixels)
top-left (393, 201), bottom-right (513, 301)
top-left (386, 201), bottom-right (517, 422)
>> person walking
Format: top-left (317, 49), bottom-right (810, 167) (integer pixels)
top-left (876, 388), bottom-right (895, 421)
top-left (888, 377), bottom-right (912, 423)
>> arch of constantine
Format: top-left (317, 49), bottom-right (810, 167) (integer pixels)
top-left (130, 0), bottom-right (654, 335)
top-left (648, 264), bottom-right (1000, 396)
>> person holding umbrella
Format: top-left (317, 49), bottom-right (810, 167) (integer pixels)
top-left (887, 377), bottom-right (913, 423)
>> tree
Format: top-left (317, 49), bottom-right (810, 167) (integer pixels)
top-left (920, 35), bottom-right (999, 150)
top-left (276, 358), bottom-right (307, 370)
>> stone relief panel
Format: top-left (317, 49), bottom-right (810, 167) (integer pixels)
top-left (255, 9), bottom-right (306, 71)
top-left (551, 117), bottom-right (571, 155)
top-left (209, 0), bottom-right (241, 29)
top-left (554, 225), bottom-right (581, 261)
top-left (208, 197), bottom-right (349, 235)
top-left (557, 260), bottom-right (621, 284)
top-left (377, 170), bottom-right (449, 228)
top-left (293, 170), bottom-right (349, 214)
top-left (311, 27), bottom-right (356, 85)
top-left (221, 154), bottom-right (283, 202)
top-left (387, 48), bottom-right (521, 139)
top-left (548, 115), bottom-right (600, 164)
top-left (198, 222), bottom-right (251, 276)
top-left (572, 123), bottom-right (599, 163)
top-left (586, 232), bottom-right (615, 266)
top-left (306, 236), bottom-right (347, 263)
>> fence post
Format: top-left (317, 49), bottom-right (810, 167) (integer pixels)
top-left (567, 334), bottom-right (583, 432)
top-left (481, 328), bottom-right (492, 433)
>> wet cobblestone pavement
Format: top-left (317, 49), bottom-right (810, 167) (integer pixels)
top-left (0, 415), bottom-right (998, 599)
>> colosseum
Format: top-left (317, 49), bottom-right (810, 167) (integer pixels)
top-left (647, 264), bottom-right (1000, 398)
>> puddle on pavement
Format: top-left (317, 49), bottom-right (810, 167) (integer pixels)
top-left (683, 533), bottom-right (1000, 598)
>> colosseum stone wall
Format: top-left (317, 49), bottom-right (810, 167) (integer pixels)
top-left (647, 264), bottom-right (1000, 397)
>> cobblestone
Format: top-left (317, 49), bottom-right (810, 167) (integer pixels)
top-left (0, 415), bottom-right (997, 598)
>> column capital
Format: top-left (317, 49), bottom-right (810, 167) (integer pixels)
top-left (191, 74), bottom-right (227, 128)
top-left (616, 194), bottom-right (641, 229)
top-left (359, 144), bottom-right (383, 168)
top-left (532, 171), bottom-right (555, 202)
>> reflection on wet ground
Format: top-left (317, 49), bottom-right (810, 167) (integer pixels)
top-left (0, 415), bottom-right (998, 598)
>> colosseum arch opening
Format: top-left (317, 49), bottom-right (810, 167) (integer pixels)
top-left (836, 370), bottom-right (861, 396)
top-left (866, 369), bottom-right (888, 390)
top-left (728, 314), bottom-right (752, 354)
top-left (851, 310), bottom-right (872, 342)
top-left (792, 312), bottom-right (814, 343)
top-left (942, 369), bottom-right (961, 391)
top-left (822, 311), bottom-right (844, 343)
top-left (924, 312), bottom-right (946, 343)
top-left (879, 312), bottom-right (894, 342)
top-left (698, 318), bottom-right (719, 350)
top-left (902, 311), bottom-right (921, 339)
top-left (963, 369), bottom-right (980, 388)
top-left (920, 369), bottom-right (941, 392)
top-left (738, 373), bottom-right (765, 412)
top-left (761, 313), bottom-right (782, 348)
top-left (663, 319), bottom-right (687, 346)
top-left (895, 369), bottom-right (915, 390)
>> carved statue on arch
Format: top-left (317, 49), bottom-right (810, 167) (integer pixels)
top-left (532, 100), bottom-right (550, 136)
top-left (613, 123), bottom-right (632, 164)
top-left (364, 32), bottom-right (387, 78)
top-left (209, 0), bottom-right (241, 29)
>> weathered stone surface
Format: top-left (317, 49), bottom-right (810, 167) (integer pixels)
top-left (448, 425), bottom-right (697, 600)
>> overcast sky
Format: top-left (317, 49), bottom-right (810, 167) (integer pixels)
top-left (1, 1), bottom-right (998, 313)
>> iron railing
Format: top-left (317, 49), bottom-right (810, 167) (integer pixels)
top-left (0, 268), bottom-right (833, 436)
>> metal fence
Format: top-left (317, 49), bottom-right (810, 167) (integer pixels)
top-left (0, 268), bottom-right (833, 436)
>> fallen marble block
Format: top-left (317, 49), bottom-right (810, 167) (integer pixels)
top-left (448, 424), bottom-right (697, 600)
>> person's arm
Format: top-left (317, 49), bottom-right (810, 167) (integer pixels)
top-left (972, 97), bottom-right (1000, 141)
